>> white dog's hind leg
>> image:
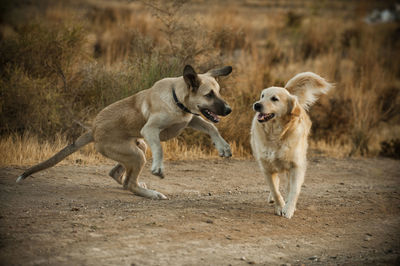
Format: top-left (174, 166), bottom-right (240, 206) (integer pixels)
top-left (282, 166), bottom-right (305, 218)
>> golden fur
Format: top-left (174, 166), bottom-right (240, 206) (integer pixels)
top-left (251, 72), bottom-right (332, 219)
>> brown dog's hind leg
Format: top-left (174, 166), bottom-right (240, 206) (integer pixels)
top-left (109, 164), bottom-right (125, 185)
top-left (123, 146), bottom-right (167, 200)
top-left (97, 139), bottom-right (167, 200)
top-left (108, 139), bottom-right (146, 185)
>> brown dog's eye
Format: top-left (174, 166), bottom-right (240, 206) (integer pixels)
top-left (205, 91), bottom-right (214, 98)
top-left (271, 96), bottom-right (279, 102)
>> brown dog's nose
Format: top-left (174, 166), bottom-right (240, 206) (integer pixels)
top-left (253, 102), bottom-right (262, 112)
top-left (224, 105), bottom-right (232, 116)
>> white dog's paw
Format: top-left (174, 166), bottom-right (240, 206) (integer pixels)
top-left (215, 140), bottom-right (232, 157)
top-left (151, 163), bottom-right (164, 179)
top-left (274, 204), bottom-right (283, 216)
top-left (282, 205), bottom-right (295, 219)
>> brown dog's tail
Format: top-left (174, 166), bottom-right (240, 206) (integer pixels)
top-left (16, 131), bottom-right (94, 183)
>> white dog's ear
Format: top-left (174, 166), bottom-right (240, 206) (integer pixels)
top-left (284, 72), bottom-right (332, 111)
top-left (207, 66), bottom-right (233, 77)
top-left (287, 96), bottom-right (301, 117)
top-left (280, 96), bottom-right (301, 140)
top-left (183, 65), bottom-right (200, 91)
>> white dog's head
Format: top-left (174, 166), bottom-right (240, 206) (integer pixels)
top-left (253, 72), bottom-right (332, 123)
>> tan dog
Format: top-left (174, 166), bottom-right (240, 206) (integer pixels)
top-left (251, 72), bottom-right (332, 218)
top-left (17, 65), bottom-right (233, 199)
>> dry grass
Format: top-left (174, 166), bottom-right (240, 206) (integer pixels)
top-left (1, 0), bottom-right (399, 165)
top-left (0, 133), bottom-right (107, 166)
top-left (0, 133), bottom-right (250, 167)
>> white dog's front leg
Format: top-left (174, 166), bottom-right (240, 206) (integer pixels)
top-left (141, 124), bottom-right (164, 178)
top-left (259, 164), bottom-right (285, 216)
top-left (188, 116), bottom-right (232, 157)
top-left (282, 166), bottom-right (305, 219)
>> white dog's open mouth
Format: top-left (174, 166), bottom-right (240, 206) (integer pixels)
top-left (201, 109), bottom-right (220, 123)
top-left (257, 113), bottom-right (275, 123)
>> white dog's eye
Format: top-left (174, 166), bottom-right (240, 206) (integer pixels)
top-left (271, 96), bottom-right (279, 102)
top-left (261, 94), bottom-right (264, 98)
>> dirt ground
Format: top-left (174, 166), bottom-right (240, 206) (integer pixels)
top-left (1, 156), bottom-right (399, 265)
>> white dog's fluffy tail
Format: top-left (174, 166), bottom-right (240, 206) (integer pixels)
top-left (285, 72), bottom-right (332, 111)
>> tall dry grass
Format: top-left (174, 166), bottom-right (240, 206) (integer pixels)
top-left (0, 133), bottom-right (250, 167)
top-left (1, 0), bottom-right (399, 166)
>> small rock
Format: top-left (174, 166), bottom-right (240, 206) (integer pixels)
top-left (205, 219), bottom-right (214, 224)
top-left (70, 207), bottom-right (79, 211)
top-left (248, 261), bottom-right (255, 265)
top-left (277, 244), bottom-right (285, 249)
top-left (240, 257), bottom-right (246, 261)
top-left (208, 192), bottom-right (212, 196)
top-left (309, 255), bottom-right (318, 261)
top-left (364, 236), bottom-right (372, 241)
top-left (296, 244), bottom-right (300, 248)
top-left (339, 182), bottom-right (345, 185)
top-left (384, 249), bottom-right (393, 254)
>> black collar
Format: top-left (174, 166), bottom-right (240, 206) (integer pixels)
top-left (172, 87), bottom-right (199, 116)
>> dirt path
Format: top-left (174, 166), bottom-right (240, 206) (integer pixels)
top-left (1, 156), bottom-right (399, 265)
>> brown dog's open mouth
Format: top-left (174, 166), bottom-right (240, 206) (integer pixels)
top-left (257, 113), bottom-right (275, 123)
top-left (201, 109), bottom-right (220, 123)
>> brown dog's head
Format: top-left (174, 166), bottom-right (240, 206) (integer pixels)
top-left (183, 65), bottom-right (232, 123)
top-left (253, 87), bottom-right (300, 123)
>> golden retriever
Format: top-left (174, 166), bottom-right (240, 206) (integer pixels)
top-left (251, 72), bottom-right (332, 218)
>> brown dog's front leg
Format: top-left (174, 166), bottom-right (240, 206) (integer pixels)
top-left (141, 120), bottom-right (165, 179)
top-left (188, 116), bottom-right (232, 157)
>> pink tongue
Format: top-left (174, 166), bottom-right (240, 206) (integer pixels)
top-left (257, 113), bottom-right (265, 120)
top-left (211, 112), bottom-right (220, 122)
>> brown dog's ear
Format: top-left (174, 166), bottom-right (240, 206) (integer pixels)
top-left (288, 96), bottom-right (301, 117)
top-left (183, 65), bottom-right (200, 91)
top-left (207, 66), bottom-right (233, 77)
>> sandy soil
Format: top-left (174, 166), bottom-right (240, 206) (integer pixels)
top-left (1, 156), bottom-right (399, 265)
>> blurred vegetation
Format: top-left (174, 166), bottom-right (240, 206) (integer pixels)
top-left (0, 0), bottom-right (399, 158)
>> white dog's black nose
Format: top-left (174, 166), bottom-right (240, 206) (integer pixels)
top-left (253, 102), bottom-right (262, 112)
